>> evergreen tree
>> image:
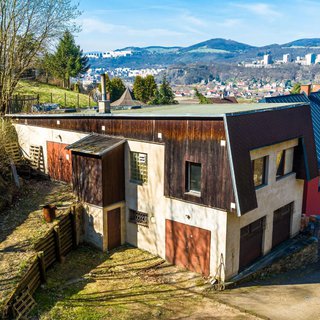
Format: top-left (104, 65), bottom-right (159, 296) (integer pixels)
top-left (151, 76), bottom-right (177, 105)
top-left (194, 88), bottom-right (210, 104)
top-left (50, 31), bottom-right (89, 88)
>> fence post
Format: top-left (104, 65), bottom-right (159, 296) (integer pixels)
top-left (50, 93), bottom-right (53, 103)
top-left (37, 94), bottom-right (40, 106)
top-left (37, 251), bottom-right (46, 284)
top-left (64, 93), bottom-right (67, 107)
top-left (53, 226), bottom-right (62, 263)
top-left (70, 207), bottom-right (78, 248)
top-left (77, 94), bottom-right (80, 108)
top-left (88, 95), bottom-right (90, 107)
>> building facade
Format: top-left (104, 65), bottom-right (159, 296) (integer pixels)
top-left (8, 103), bottom-right (318, 280)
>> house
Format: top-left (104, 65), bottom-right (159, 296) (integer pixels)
top-left (7, 102), bottom-right (317, 280)
top-left (260, 85), bottom-right (320, 216)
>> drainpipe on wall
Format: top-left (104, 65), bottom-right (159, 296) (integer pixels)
top-left (99, 73), bottom-right (111, 113)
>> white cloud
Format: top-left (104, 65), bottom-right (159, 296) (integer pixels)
top-left (79, 18), bottom-right (115, 34)
top-left (218, 18), bottom-right (242, 28)
top-left (234, 2), bottom-right (281, 18)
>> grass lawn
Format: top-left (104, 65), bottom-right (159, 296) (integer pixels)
top-left (14, 80), bottom-right (97, 108)
top-left (0, 180), bottom-right (75, 313)
top-left (32, 245), bottom-right (258, 320)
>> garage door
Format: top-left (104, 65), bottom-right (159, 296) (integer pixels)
top-left (47, 141), bottom-right (72, 183)
top-left (239, 218), bottom-right (264, 271)
top-left (165, 220), bottom-right (211, 276)
top-left (272, 203), bottom-right (292, 248)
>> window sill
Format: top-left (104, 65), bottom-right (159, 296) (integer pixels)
top-left (129, 220), bottom-right (149, 227)
top-left (129, 179), bottom-right (146, 186)
top-left (255, 183), bottom-right (267, 190)
top-left (276, 172), bottom-right (295, 182)
top-left (185, 191), bottom-right (201, 198)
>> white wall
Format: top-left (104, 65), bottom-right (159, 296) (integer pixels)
top-left (125, 140), bottom-right (228, 278)
top-left (14, 124), bottom-right (87, 173)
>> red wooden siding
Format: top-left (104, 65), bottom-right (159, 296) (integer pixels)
top-left (303, 178), bottom-right (320, 215)
top-left (165, 219), bottom-right (211, 276)
top-left (72, 154), bottom-right (103, 206)
top-left (47, 141), bottom-right (72, 183)
top-left (102, 144), bottom-right (125, 207)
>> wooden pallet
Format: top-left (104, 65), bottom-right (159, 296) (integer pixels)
top-left (29, 145), bottom-right (45, 171)
top-left (4, 142), bottom-right (23, 164)
top-left (12, 289), bottom-right (36, 320)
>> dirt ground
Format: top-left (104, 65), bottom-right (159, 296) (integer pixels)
top-left (0, 180), bottom-right (75, 311)
top-left (32, 245), bottom-right (260, 320)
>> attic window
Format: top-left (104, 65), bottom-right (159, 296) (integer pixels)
top-left (252, 156), bottom-right (268, 188)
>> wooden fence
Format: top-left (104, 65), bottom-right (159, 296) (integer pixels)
top-left (2, 207), bottom-right (80, 319)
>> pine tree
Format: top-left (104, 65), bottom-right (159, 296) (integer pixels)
top-left (158, 76), bottom-right (176, 105)
top-left (50, 31), bottom-right (89, 88)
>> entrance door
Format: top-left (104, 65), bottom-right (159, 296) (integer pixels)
top-left (272, 203), bottom-right (292, 248)
top-left (239, 218), bottom-right (264, 271)
top-left (165, 220), bottom-right (211, 276)
top-left (107, 208), bottom-right (121, 250)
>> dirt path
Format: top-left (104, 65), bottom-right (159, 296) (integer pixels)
top-left (0, 180), bottom-right (75, 310)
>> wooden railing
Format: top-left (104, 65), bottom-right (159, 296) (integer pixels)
top-left (2, 206), bottom-right (81, 319)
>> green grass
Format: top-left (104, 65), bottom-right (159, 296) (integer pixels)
top-left (14, 80), bottom-right (97, 108)
top-left (32, 245), bottom-right (208, 320)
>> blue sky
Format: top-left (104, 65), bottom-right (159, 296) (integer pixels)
top-left (75, 0), bottom-right (320, 51)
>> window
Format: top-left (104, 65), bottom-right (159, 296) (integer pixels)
top-left (186, 162), bottom-right (201, 194)
top-left (276, 148), bottom-right (294, 179)
top-left (130, 152), bottom-right (148, 183)
top-left (252, 156), bottom-right (267, 188)
top-left (129, 209), bottom-right (148, 227)
top-left (276, 150), bottom-right (286, 178)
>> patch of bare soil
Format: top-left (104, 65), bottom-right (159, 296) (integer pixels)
top-left (0, 180), bottom-right (75, 311)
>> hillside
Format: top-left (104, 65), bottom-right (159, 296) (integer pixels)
top-left (14, 81), bottom-right (96, 108)
top-left (88, 37), bottom-right (320, 69)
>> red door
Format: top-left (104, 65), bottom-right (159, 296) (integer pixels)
top-left (108, 208), bottom-right (121, 250)
top-left (165, 220), bottom-right (211, 276)
top-left (47, 141), bottom-right (72, 183)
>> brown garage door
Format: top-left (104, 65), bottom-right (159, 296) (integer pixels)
top-left (272, 203), bottom-right (292, 248)
top-left (239, 218), bottom-right (264, 271)
top-left (165, 220), bottom-right (211, 276)
top-left (47, 141), bottom-right (72, 183)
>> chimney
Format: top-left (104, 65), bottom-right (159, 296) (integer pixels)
top-left (300, 84), bottom-right (311, 96)
top-left (312, 84), bottom-right (320, 93)
top-left (98, 73), bottom-right (111, 113)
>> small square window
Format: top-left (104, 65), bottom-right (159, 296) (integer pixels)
top-left (252, 156), bottom-right (267, 188)
top-left (129, 209), bottom-right (148, 227)
top-left (186, 162), bottom-right (201, 194)
top-left (130, 152), bottom-right (148, 184)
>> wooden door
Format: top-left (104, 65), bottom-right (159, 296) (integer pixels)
top-left (239, 218), bottom-right (264, 271)
top-left (272, 203), bottom-right (292, 248)
top-left (107, 208), bottom-right (121, 250)
top-left (165, 220), bottom-right (211, 276)
top-left (47, 141), bottom-right (72, 183)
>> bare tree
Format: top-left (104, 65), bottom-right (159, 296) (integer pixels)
top-left (0, 0), bottom-right (80, 114)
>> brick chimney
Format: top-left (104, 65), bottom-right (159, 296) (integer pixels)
top-left (300, 84), bottom-right (311, 96)
top-left (98, 73), bottom-right (111, 113)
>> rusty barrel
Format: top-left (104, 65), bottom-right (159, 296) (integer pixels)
top-left (42, 204), bottom-right (57, 223)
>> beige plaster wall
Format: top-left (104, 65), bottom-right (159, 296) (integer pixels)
top-left (13, 124), bottom-right (87, 173)
top-left (226, 139), bottom-right (304, 279)
top-left (125, 140), bottom-right (228, 278)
